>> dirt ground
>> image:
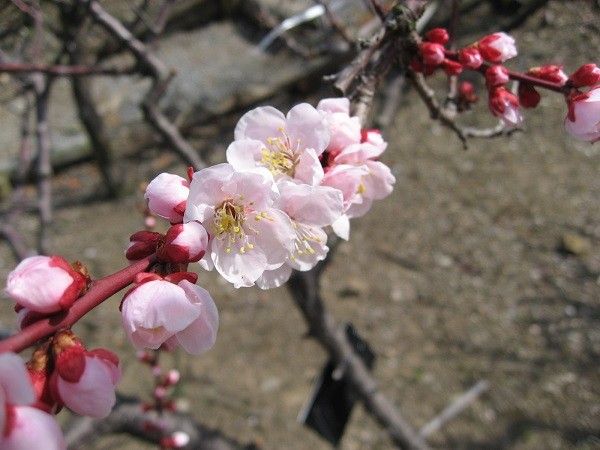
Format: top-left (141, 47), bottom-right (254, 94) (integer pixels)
top-left (1, 1), bottom-right (599, 449)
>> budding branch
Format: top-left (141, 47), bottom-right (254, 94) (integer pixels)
top-left (0, 256), bottom-right (155, 354)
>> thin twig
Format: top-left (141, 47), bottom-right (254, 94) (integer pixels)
top-left (419, 380), bottom-right (489, 438)
top-left (82, 0), bottom-right (205, 170)
top-left (66, 395), bottom-right (258, 450)
top-left (0, 62), bottom-right (136, 76)
top-left (314, 0), bottom-right (354, 45)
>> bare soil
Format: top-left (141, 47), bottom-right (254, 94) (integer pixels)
top-left (1, 1), bottom-right (599, 449)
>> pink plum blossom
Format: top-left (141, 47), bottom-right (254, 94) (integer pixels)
top-left (477, 32), bottom-right (517, 63)
top-left (256, 180), bottom-right (344, 289)
top-left (5, 256), bottom-right (87, 314)
top-left (121, 276), bottom-right (219, 354)
top-left (321, 131), bottom-right (395, 239)
top-left (185, 164), bottom-right (296, 287)
top-left (145, 173), bottom-right (190, 223)
top-left (157, 221), bottom-right (209, 263)
top-left (0, 353), bottom-right (65, 450)
top-left (317, 98), bottom-right (361, 156)
top-left (227, 104), bottom-right (330, 185)
top-left (565, 87), bottom-right (600, 143)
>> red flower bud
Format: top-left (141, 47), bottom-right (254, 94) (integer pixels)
top-left (527, 65), bottom-right (568, 86)
top-left (420, 42), bottom-right (445, 66)
top-left (442, 59), bottom-right (463, 76)
top-left (485, 65), bottom-right (510, 88)
top-left (425, 28), bottom-right (449, 45)
top-left (518, 83), bottom-right (541, 108)
top-left (569, 63), bottom-right (600, 88)
top-left (458, 47), bottom-right (483, 69)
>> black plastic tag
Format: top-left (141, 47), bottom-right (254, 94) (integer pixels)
top-left (298, 323), bottom-right (376, 446)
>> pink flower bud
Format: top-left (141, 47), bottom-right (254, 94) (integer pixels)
top-left (485, 65), bottom-right (510, 88)
top-left (569, 63), bottom-right (600, 88)
top-left (489, 87), bottom-right (523, 128)
top-left (51, 347), bottom-right (121, 418)
top-left (565, 87), bottom-right (600, 143)
top-left (478, 32), bottom-right (517, 63)
top-left (121, 278), bottom-right (219, 355)
top-left (166, 369), bottom-right (181, 386)
top-left (126, 230), bottom-right (163, 261)
top-left (145, 173), bottom-right (190, 223)
top-left (442, 59), bottom-right (463, 76)
top-left (1, 405), bottom-right (66, 450)
top-left (5, 256), bottom-right (87, 314)
top-left (527, 65), bottom-right (568, 86)
top-left (458, 47), bottom-right (483, 69)
top-left (425, 28), bottom-right (449, 45)
top-left (518, 83), bottom-right (541, 108)
top-left (157, 221), bottom-right (208, 263)
top-left (420, 42), bottom-right (445, 66)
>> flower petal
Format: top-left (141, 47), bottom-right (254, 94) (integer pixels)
top-left (294, 148), bottom-right (324, 186)
top-left (0, 353), bottom-right (35, 405)
top-left (226, 139), bottom-right (265, 172)
top-left (286, 103), bottom-right (330, 155)
top-left (234, 106), bottom-right (286, 142)
top-left (185, 164), bottom-right (234, 223)
top-left (256, 264), bottom-right (293, 290)
top-left (277, 180), bottom-right (343, 227)
top-left (175, 281), bottom-right (219, 355)
top-left (211, 237), bottom-right (268, 288)
top-left (252, 208), bottom-right (296, 269)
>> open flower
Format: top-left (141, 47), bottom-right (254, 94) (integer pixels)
top-left (5, 256), bottom-right (87, 314)
top-left (565, 87), bottom-right (600, 143)
top-left (185, 164), bottom-right (295, 287)
top-left (0, 353), bottom-right (65, 450)
top-left (121, 274), bottom-right (219, 355)
top-left (256, 180), bottom-right (343, 289)
top-left (226, 104), bottom-right (330, 185)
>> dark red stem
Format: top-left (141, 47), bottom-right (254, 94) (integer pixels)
top-left (445, 50), bottom-right (568, 93)
top-left (0, 256), bottom-right (155, 354)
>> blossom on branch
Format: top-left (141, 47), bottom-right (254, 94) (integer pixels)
top-left (477, 32), bottom-right (518, 63)
top-left (5, 256), bottom-right (87, 314)
top-left (565, 87), bottom-right (600, 143)
top-left (145, 173), bottom-right (190, 223)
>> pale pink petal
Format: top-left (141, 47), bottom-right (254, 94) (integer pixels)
top-left (234, 106), bottom-right (286, 142)
top-left (185, 164), bottom-right (234, 223)
top-left (277, 180), bottom-right (343, 227)
top-left (288, 225), bottom-right (329, 271)
top-left (321, 164), bottom-right (368, 205)
top-left (331, 215), bottom-right (350, 240)
top-left (5, 256), bottom-right (73, 314)
top-left (211, 237), bottom-right (268, 288)
top-left (256, 264), bottom-right (293, 290)
top-left (294, 148), bottom-right (324, 186)
top-left (2, 406), bottom-right (65, 450)
top-left (169, 221), bottom-right (209, 261)
top-left (226, 139), bottom-right (265, 171)
top-left (175, 281), bottom-right (219, 355)
top-left (346, 197), bottom-right (374, 218)
top-left (222, 170), bottom-right (275, 212)
top-left (0, 353), bottom-right (35, 405)
top-left (317, 97), bottom-right (350, 114)
top-left (251, 208), bottom-right (296, 269)
top-left (285, 103), bottom-right (330, 155)
top-left (363, 160), bottom-right (395, 200)
top-left (57, 356), bottom-right (117, 418)
top-left (334, 142), bottom-right (384, 164)
top-left (145, 173), bottom-right (189, 223)
top-left (363, 130), bottom-right (388, 152)
top-left (326, 113), bottom-right (361, 152)
top-left (121, 281), bottom-right (200, 349)
top-left (197, 240), bottom-right (215, 271)
top-left (565, 87), bottom-right (600, 142)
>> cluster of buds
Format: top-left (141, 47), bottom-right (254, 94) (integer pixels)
top-left (136, 350), bottom-right (181, 413)
top-left (415, 28), bottom-right (600, 142)
top-left (0, 331), bottom-right (120, 449)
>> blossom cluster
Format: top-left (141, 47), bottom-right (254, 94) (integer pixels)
top-left (138, 98), bottom-right (394, 292)
top-left (415, 28), bottom-right (600, 142)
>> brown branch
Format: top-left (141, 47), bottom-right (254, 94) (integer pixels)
top-left (408, 69), bottom-right (467, 148)
top-left (419, 380), bottom-right (489, 438)
top-left (82, 0), bottom-right (205, 170)
top-left (314, 0), bottom-right (354, 45)
top-left (288, 268), bottom-right (429, 450)
top-left (66, 395), bottom-right (258, 450)
top-left (0, 62), bottom-right (136, 76)
top-left (33, 75), bottom-right (53, 254)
